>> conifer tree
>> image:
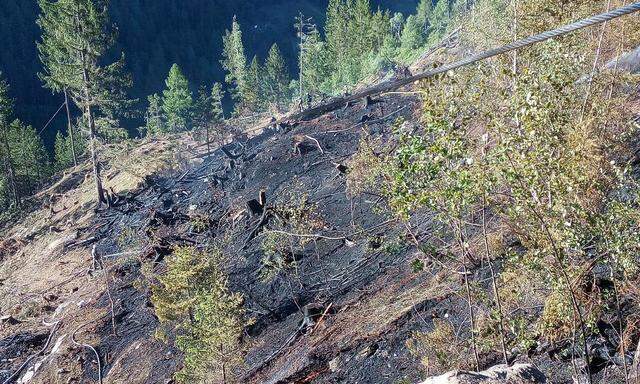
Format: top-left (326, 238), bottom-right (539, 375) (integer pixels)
top-left (401, 15), bottom-right (423, 51)
top-left (221, 16), bottom-right (247, 112)
top-left (428, 0), bottom-right (451, 42)
top-left (152, 247), bottom-right (248, 383)
top-left (299, 24), bottom-right (329, 97)
top-left (206, 82), bottom-right (225, 154)
top-left (144, 93), bottom-right (164, 136)
top-left (210, 82), bottom-right (224, 124)
top-left (295, 13), bottom-right (316, 100)
top-left (243, 56), bottom-right (263, 112)
top-left (161, 64), bottom-right (193, 132)
top-left (0, 74), bottom-right (18, 208)
top-left (264, 44), bottom-right (291, 110)
top-left (54, 126), bottom-right (86, 171)
top-left (7, 119), bottom-right (50, 197)
top-left (193, 85), bottom-right (212, 132)
top-left (415, 0), bottom-right (433, 36)
top-left (37, 0), bottom-right (131, 206)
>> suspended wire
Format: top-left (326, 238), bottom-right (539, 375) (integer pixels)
top-left (38, 101), bottom-right (66, 135)
top-left (285, 2), bottom-right (640, 122)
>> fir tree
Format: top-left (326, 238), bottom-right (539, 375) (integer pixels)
top-left (37, 0), bottom-right (132, 205)
top-left (401, 15), bottom-right (424, 51)
top-left (144, 93), bottom-right (164, 136)
top-left (161, 64), bottom-right (193, 132)
top-left (210, 82), bottom-right (224, 124)
top-left (206, 82), bottom-right (225, 154)
top-left (221, 16), bottom-right (247, 112)
top-left (193, 85), bottom-right (212, 132)
top-left (415, 0), bottom-right (434, 36)
top-left (299, 24), bottom-right (329, 97)
top-left (243, 56), bottom-right (264, 112)
top-left (7, 119), bottom-right (50, 197)
top-left (152, 247), bottom-right (248, 383)
top-left (428, 0), bottom-right (451, 42)
top-left (264, 43), bottom-right (291, 111)
top-left (54, 126), bottom-right (86, 171)
top-left (0, 74), bottom-right (18, 208)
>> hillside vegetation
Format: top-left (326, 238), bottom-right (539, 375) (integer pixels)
top-left (0, 0), bottom-right (640, 383)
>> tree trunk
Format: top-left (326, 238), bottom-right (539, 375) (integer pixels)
top-left (80, 52), bottom-right (106, 206)
top-left (64, 88), bottom-right (78, 166)
top-left (86, 104), bottom-right (105, 205)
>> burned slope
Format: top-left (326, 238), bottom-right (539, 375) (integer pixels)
top-left (2, 83), bottom-right (637, 384)
top-left (84, 92), bottom-right (444, 384)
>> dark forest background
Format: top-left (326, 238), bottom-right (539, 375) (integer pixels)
top-left (0, 0), bottom-right (418, 149)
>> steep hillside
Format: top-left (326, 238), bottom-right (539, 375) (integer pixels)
top-left (1, 66), bottom-right (639, 382)
top-left (1, 2), bottom-right (640, 382)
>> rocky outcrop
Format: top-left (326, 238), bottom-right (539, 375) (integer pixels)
top-left (605, 45), bottom-right (640, 74)
top-left (419, 364), bottom-right (546, 384)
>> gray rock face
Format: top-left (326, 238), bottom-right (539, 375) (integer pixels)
top-left (419, 364), bottom-right (546, 384)
top-left (605, 45), bottom-right (640, 74)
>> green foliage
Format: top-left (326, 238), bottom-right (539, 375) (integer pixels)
top-left (243, 56), bottom-right (263, 112)
top-left (162, 64), bottom-right (193, 132)
top-left (263, 43), bottom-right (291, 111)
top-left (0, 74), bottom-right (50, 210)
top-left (152, 247), bottom-right (249, 383)
top-left (260, 188), bottom-right (323, 281)
top-left (193, 85), bottom-right (212, 132)
top-left (221, 16), bottom-right (247, 112)
top-left (407, 319), bottom-right (473, 372)
top-left (144, 93), bottom-right (164, 136)
top-left (37, 0), bottom-right (132, 131)
top-left (210, 82), bottom-right (225, 123)
top-left (54, 132), bottom-right (72, 170)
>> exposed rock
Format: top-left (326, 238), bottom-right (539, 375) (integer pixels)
top-left (605, 45), bottom-right (640, 74)
top-left (419, 364), bottom-right (546, 384)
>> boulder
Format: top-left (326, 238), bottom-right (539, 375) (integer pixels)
top-left (605, 45), bottom-right (640, 74)
top-left (419, 364), bottom-right (546, 384)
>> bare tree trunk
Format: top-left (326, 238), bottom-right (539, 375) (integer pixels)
top-left (86, 104), bottom-right (105, 206)
top-left (64, 88), bottom-right (78, 166)
top-left (80, 55), bottom-right (106, 206)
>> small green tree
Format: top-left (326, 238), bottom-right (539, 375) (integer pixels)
top-left (0, 73), bottom-right (18, 208)
top-left (243, 56), bottom-right (264, 112)
top-left (193, 85), bottom-right (212, 131)
top-left (428, 0), bottom-right (450, 43)
top-left (299, 24), bottom-right (329, 97)
top-left (264, 43), bottom-right (291, 111)
top-left (210, 82), bottom-right (224, 124)
top-left (162, 64), bottom-right (193, 132)
top-left (7, 119), bottom-right (50, 197)
top-left (152, 247), bottom-right (249, 383)
top-left (144, 93), bottom-right (164, 136)
top-left (54, 127), bottom-right (85, 171)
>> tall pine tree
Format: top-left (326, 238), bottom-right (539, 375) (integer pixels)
top-left (37, 0), bottom-right (131, 205)
top-left (264, 44), bottom-right (291, 111)
top-left (162, 64), bottom-right (193, 132)
top-left (221, 16), bottom-right (247, 113)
